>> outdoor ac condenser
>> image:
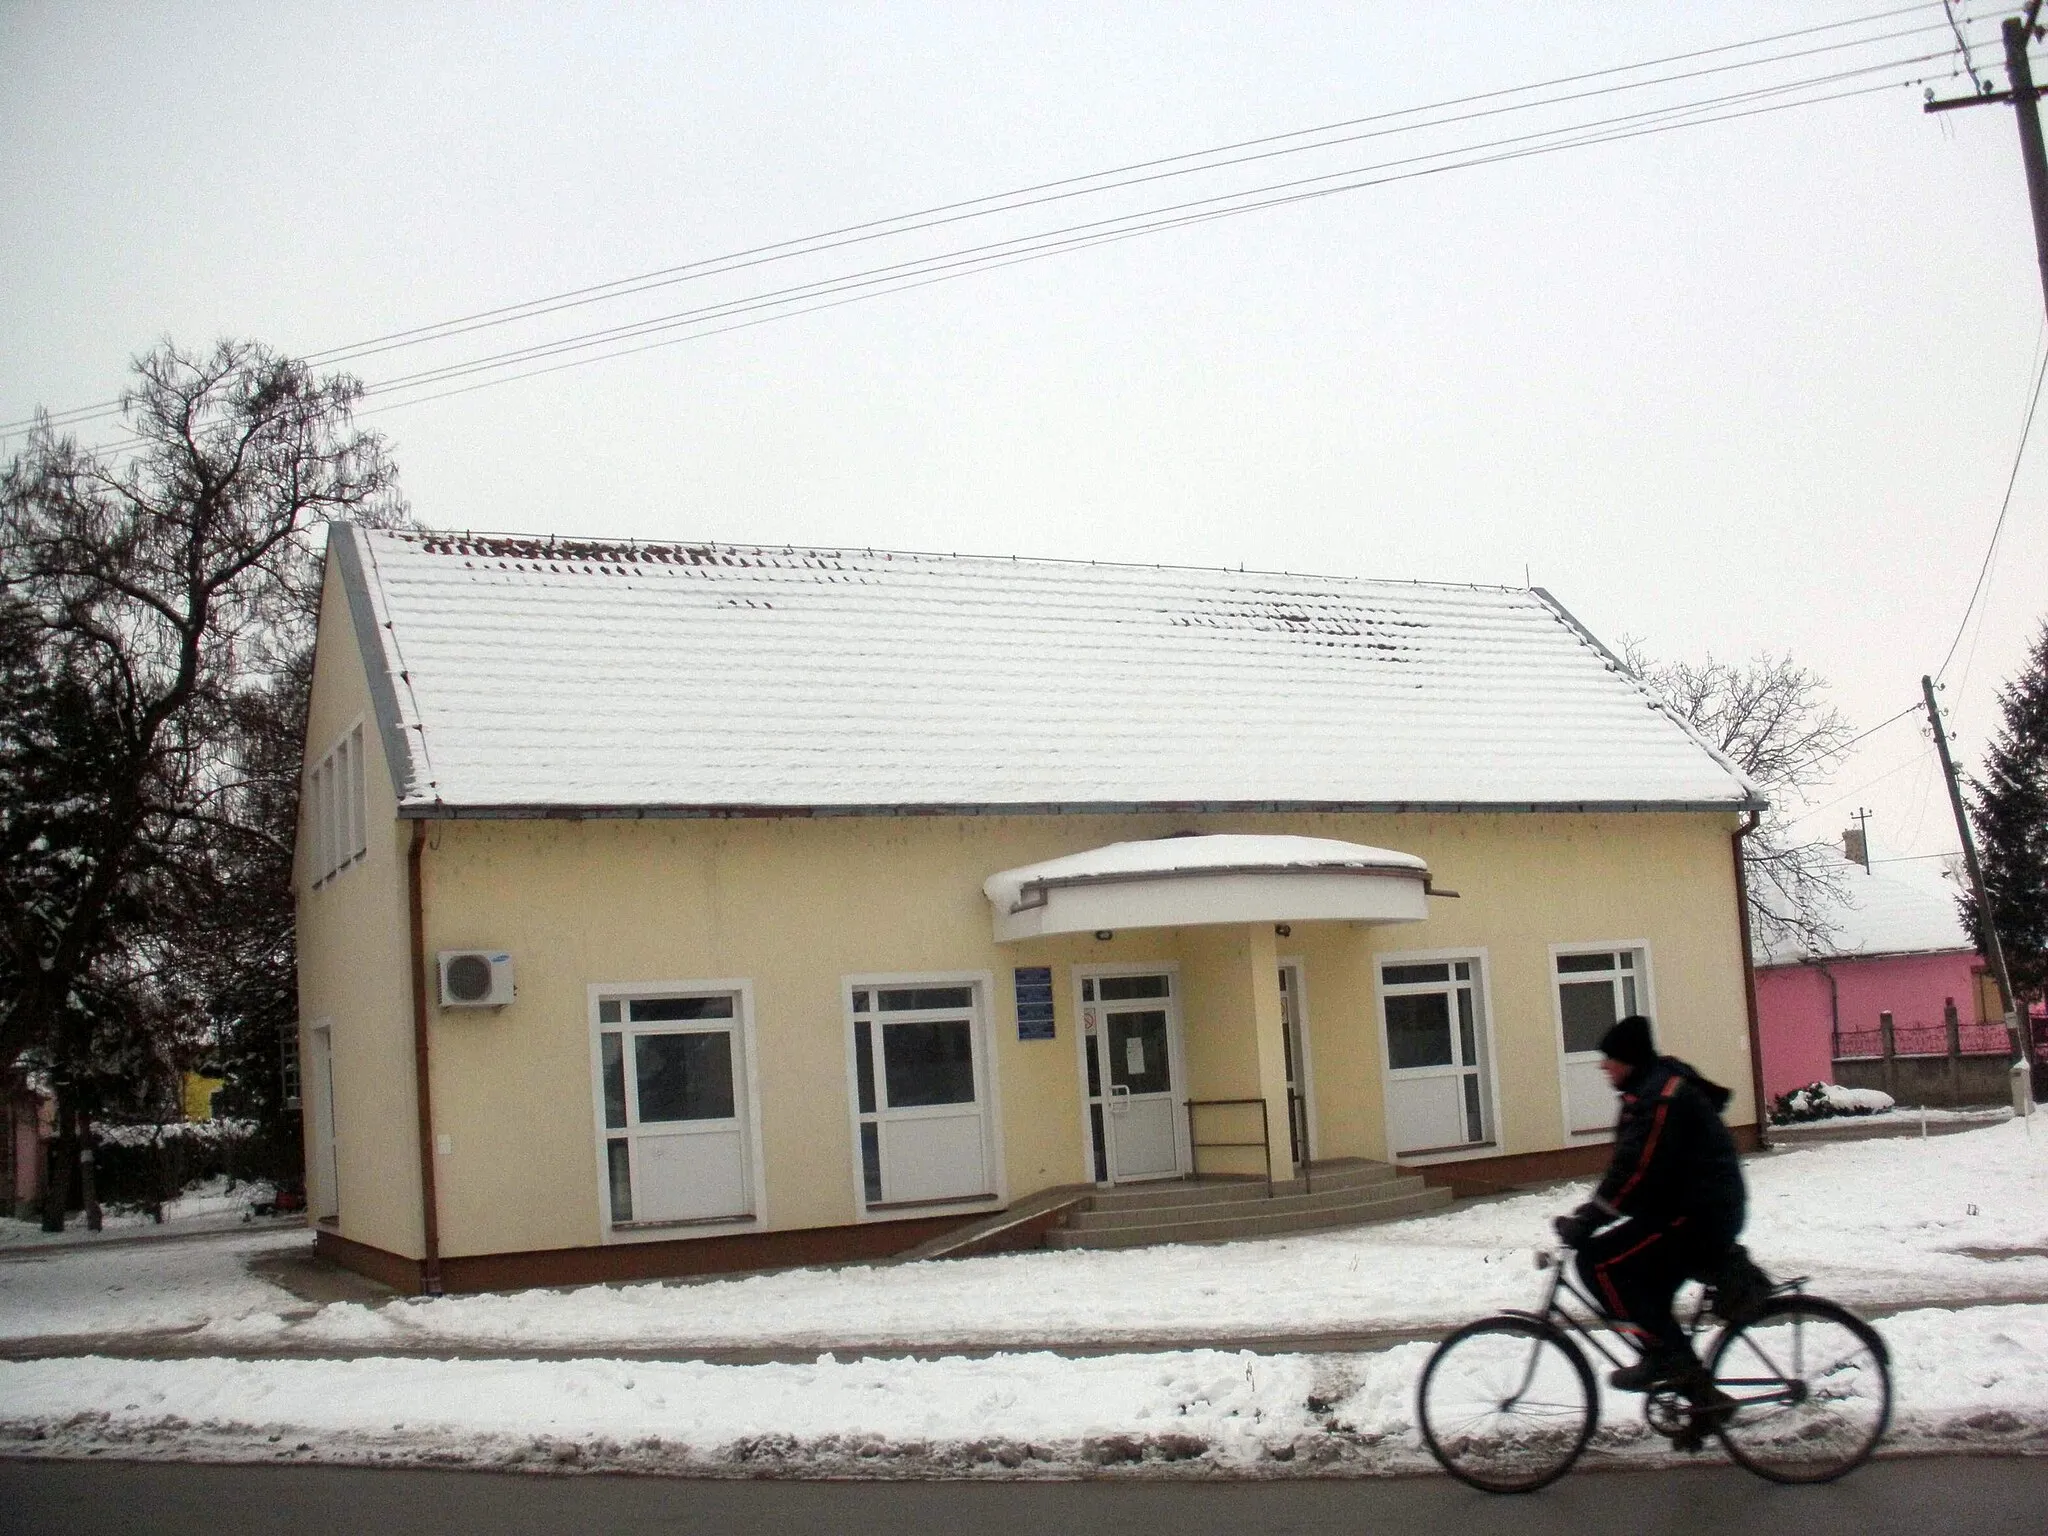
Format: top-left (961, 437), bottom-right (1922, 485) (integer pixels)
top-left (437, 950), bottom-right (515, 1009)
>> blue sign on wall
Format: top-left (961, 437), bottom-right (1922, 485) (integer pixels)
top-left (1014, 966), bottom-right (1056, 1040)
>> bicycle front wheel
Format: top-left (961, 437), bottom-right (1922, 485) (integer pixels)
top-left (1706, 1295), bottom-right (1891, 1483)
top-left (1418, 1315), bottom-right (1598, 1493)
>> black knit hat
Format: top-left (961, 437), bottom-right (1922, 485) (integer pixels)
top-left (1599, 1015), bottom-right (1657, 1070)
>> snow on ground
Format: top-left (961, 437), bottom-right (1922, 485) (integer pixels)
top-left (0, 1228), bottom-right (306, 1340)
top-left (0, 1176), bottom-right (275, 1250)
top-left (158, 1118), bottom-right (2048, 1355)
top-left (2, 1304), bottom-right (2044, 1477)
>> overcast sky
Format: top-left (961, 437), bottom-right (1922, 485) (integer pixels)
top-left (3, 2), bottom-right (2043, 866)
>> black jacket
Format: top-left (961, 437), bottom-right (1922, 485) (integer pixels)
top-left (1592, 1056), bottom-right (1746, 1237)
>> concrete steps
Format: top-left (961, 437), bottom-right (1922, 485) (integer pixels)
top-left (1045, 1158), bottom-right (1452, 1250)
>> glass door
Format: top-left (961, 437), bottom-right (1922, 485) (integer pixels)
top-left (1280, 966), bottom-right (1310, 1166)
top-left (1082, 971), bottom-right (1182, 1182)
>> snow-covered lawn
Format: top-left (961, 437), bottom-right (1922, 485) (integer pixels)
top-left (0, 1175), bottom-right (276, 1250)
top-left (0, 1120), bottom-right (2043, 1477)
top-left (10, 1117), bottom-right (2030, 1354)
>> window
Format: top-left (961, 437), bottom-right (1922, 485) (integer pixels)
top-left (1378, 955), bottom-right (1494, 1156)
top-left (591, 989), bottom-right (754, 1232)
top-left (307, 723), bottom-right (367, 887)
top-left (1553, 946), bottom-right (1650, 1135)
top-left (847, 977), bottom-right (996, 1212)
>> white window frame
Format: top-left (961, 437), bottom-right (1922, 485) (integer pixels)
top-left (306, 720), bottom-right (368, 888)
top-left (1070, 960), bottom-right (1189, 1185)
top-left (1371, 945), bottom-right (1504, 1166)
top-left (841, 970), bottom-right (1006, 1222)
top-left (585, 978), bottom-right (767, 1244)
top-left (1278, 956), bottom-right (1318, 1163)
top-left (1548, 940), bottom-right (1658, 1144)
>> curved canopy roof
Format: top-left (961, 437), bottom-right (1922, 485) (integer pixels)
top-left (982, 834), bottom-right (1432, 941)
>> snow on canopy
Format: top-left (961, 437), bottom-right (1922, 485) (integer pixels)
top-left (1755, 848), bottom-right (1975, 966)
top-left (984, 834), bottom-right (1428, 912)
top-left (341, 527), bottom-right (1761, 814)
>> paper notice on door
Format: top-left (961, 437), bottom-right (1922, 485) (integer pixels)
top-left (1126, 1037), bottom-right (1145, 1076)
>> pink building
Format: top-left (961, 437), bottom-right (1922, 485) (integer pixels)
top-left (1752, 853), bottom-right (1996, 1104)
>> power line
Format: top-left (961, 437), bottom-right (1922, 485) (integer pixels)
top-left (0, 2), bottom-right (1978, 439)
top-left (353, 60), bottom-right (1956, 414)
top-left (1934, 342), bottom-right (2047, 681)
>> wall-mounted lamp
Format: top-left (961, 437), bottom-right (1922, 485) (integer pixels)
top-left (1094, 930), bottom-right (1114, 941)
top-left (1274, 923), bottom-right (1292, 938)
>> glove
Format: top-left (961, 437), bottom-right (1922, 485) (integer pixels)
top-left (1551, 1202), bottom-right (1605, 1248)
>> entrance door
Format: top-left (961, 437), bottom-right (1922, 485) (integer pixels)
top-left (1082, 971), bottom-right (1182, 1182)
top-left (1378, 957), bottom-right (1494, 1157)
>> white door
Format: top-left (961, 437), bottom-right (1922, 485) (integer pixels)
top-left (850, 983), bottom-right (994, 1209)
top-left (1380, 958), bottom-right (1493, 1157)
top-left (1555, 950), bottom-right (1643, 1134)
top-left (306, 1024), bottom-right (338, 1221)
top-left (597, 994), bottom-right (753, 1227)
top-left (1082, 971), bottom-right (1182, 1183)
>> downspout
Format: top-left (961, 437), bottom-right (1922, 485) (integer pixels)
top-left (1814, 961), bottom-right (1840, 1063)
top-left (407, 820), bottom-right (444, 1296)
top-left (1730, 810), bottom-right (1771, 1151)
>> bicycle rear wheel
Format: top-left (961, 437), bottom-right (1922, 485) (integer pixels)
top-left (1418, 1315), bottom-right (1598, 1493)
top-left (1706, 1295), bottom-right (1891, 1483)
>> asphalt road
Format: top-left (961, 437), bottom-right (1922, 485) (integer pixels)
top-left (2, 1455), bottom-right (2043, 1535)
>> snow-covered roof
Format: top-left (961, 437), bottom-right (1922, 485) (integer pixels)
top-left (332, 526), bottom-right (1762, 817)
top-left (1756, 851), bottom-right (1976, 966)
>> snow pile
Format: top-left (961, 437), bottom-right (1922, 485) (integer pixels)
top-left (97, 1119), bottom-right (258, 1149)
top-left (1776, 1083), bottom-right (1896, 1123)
top-left (2, 1304), bottom-right (2045, 1476)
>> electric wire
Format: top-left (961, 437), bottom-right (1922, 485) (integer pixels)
top-left (0, 2), bottom-right (1978, 439)
top-left (1935, 345), bottom-right (2048, 682)
top-left (352, 70), bottom-right (1953, 416)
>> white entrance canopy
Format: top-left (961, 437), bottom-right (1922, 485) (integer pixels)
top-left (983, 834), bottom-right (1432, 943)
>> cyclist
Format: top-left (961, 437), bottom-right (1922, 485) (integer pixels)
top-left (1551, 1015), bottom-right (1748, 1395)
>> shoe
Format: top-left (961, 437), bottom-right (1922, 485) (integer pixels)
top-left (1609, 1350), bottom-right (1695, 1392)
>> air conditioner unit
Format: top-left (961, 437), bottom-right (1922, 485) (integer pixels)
top-left (438, 950), bottom-right (514, 1009)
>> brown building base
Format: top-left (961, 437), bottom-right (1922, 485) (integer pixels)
top-left (1405, 1122), bottom-right (1764, 1199)
top-left (317, 1126), bottom-right (1768, 1296)
top-left (316, 1211), bottom-right (979, 1296)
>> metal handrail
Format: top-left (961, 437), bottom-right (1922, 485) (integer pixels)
top-left (1184, 1097), bottom-right (1275, 1196)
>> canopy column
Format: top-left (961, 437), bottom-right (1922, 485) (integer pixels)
top-left (1243, 923), bottom-right (1295, 1185)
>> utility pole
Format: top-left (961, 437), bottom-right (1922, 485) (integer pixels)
top-left (1922, 676), bottom-right (2033, 1093)
top-left (1927, 9), bottom-right (2048, 316)
top-left (1846, 807), bottom-right (1874, 871)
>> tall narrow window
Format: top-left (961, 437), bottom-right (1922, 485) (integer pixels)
top-left (847, 980), bottom-right (994, 1211)
top-left (1554, 948), bottom-right (1649, 1135)
top-left (1379, 957), bottom-right (1493, 1157)
top-left (591, 990), bottom-right (753, 1232)
top-left (307, 722), bottom-right (369, 887)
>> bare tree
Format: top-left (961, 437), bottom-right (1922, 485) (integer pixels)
top-left (1, 339), bottom-right (405, 1226)
top-left (1620, 641), bottom-right (1856, 957)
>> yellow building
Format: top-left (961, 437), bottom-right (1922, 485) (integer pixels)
top-left (298, 528), bottom-right (1768, 1294)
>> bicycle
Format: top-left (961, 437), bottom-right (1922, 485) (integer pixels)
top-left (1416, 1242), bottom-right (1892, 1493)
